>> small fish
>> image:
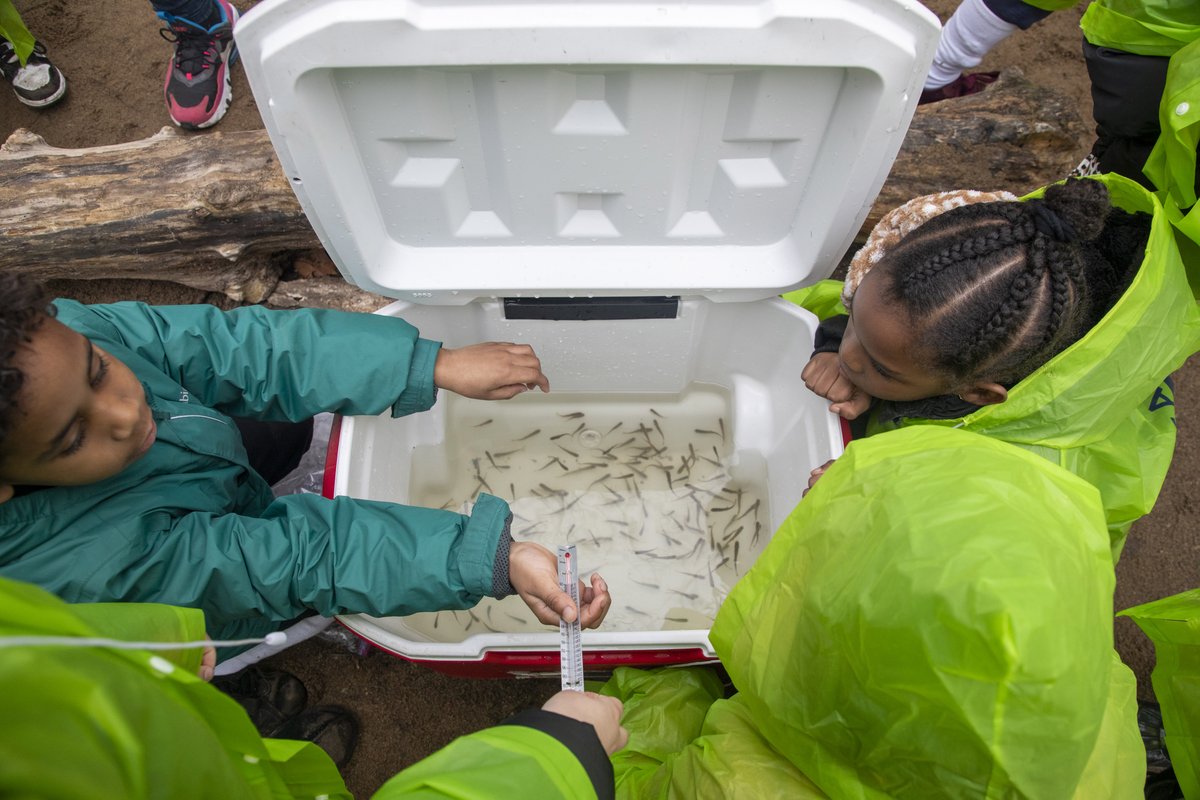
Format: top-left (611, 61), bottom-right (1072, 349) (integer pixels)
top-left (625, 606), bottom-right (652, 617)
top-left (631, 578), bottom-right (657, 589)
top-left (515, 428), bottom-right (542, 441)
top-left (668, 588), bottom-right (699, 601)
top-left (559, 412), bottom-right (585, 419)
top-left (433, 611), bottom-right (440, 629)
top-left (549, 433), bottom-right (569, 440)
top-left (733, 498), bottom-right (761, 523)
top-left (653, 419), bottom-right (665, 439)
top-left (505, 613), bottom-right (528, 625)
top-left (493, 449), bottom-right (522, 458)
top-left (602, 437), bottom-right (636, 455)
top-left (734, 541), bottom-right (741, 573)
top-left (606, 421), bottom-right (623, 435)
top-left (694, 428), bottom-right (720, 437)
top-left (649, 408), bottom-right (664, 418)
top-left (718, 418), bottom-right (726, 441)
top-left (571, 422), bottom-right (586, 435)
top-left (473, 419), bottom-right (494, 427)
top-left (557, 444), bottom-right (580, 458)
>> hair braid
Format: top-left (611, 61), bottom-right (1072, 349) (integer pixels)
top-left (877, 178), bottom-right (1133, 388)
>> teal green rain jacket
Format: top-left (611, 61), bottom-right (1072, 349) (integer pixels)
top-left (784, 174), bottom-right (1200, 557)
top-left (0, 301), bottom-right (512, 644)
top-left (0, 577), bottom-right (601, 800)
top-left (602, 426), bottom-right (1145, 798)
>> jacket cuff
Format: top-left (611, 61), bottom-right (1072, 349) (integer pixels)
top-left (392, 337), bottom-right (442, 417)
top-left (812, 314), bottom-right (848, 356)
top-left (500, 709), bottom-right (614, 800)
top-left (490, 522), bottom-right (517, 598)
top-left (459, 493), bottom-right (512, 597)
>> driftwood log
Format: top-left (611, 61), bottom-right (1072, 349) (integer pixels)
top-left (0, 69), bottom-right (1087, 306)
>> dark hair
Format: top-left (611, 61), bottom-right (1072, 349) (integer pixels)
top-left (0, 273), bottom-right (53, 452)
top-left (878, 178), bottom-right (1146, 386)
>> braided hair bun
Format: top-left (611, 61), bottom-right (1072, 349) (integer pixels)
top-left (1035, 178), bottom-right (1111, 243)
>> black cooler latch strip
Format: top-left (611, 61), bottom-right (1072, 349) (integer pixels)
top-left (502, 296), bottom-right (679, 321)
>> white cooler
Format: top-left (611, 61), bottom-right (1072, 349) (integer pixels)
top-left (236, 0), bottom-right (939, 677)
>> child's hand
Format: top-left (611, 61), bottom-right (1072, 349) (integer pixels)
top-left (803, 458), bottom-right (837, 497)
top-left (434, 342), bottom-right (550, 400)
top-left (199, 637), bottom-right (216, 681)
top-left (801, 352), bottom-right (872, 420)
top-left (508, 541), bottom-right (612, 628)
top-left (542, 691), bottom-right (629, 755)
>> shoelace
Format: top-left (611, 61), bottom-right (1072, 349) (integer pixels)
top-left (159, 24), bottom-right (217, 79)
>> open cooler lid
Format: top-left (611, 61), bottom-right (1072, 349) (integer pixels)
top-left (236, 0), bottom-right (939, 304)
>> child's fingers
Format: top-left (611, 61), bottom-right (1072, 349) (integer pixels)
top-left (577, 574), bottom-right (611, 629)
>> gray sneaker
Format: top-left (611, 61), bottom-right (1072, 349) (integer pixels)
top-left (0, 39), bottom-right (66, 107)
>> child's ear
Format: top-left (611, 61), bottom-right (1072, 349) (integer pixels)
top-left (959, 381), bottom-right (1008, 407)
top-left (0, 483), bottom-right (13, 505)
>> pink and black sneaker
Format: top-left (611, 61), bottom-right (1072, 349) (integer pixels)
top-left (157, 0), bottom-right (239, 129)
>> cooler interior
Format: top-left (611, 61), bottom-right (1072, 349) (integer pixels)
top-left (333, 296), bottom-right (841, 664)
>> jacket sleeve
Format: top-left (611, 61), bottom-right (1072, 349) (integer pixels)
top-left (811, 314), bottom-right (848, 356)
top-left (133, 493), bottom-right (512, 627)
top-left (55, 299), bottom-right (442, 421)
top-left (372, 720), bottom-right (606, 800)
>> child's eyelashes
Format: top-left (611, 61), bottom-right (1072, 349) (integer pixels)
top-left (61, 425), bottom-right (86, 457)
top-left (90, 352), bottom-right (109, 388)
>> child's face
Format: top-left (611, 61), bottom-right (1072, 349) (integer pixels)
top-left (837, 269), bottom-right (954, 403)
top-left (0, 316), bottom-right (156, 498)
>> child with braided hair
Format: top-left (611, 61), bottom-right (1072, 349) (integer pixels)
top-left (794, 174), bottom-right (1200, 554)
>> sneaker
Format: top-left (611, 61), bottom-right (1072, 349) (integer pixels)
top-left (211, 667), bottom-right (308, 736)
top-left (273, 705), bottom-right (360, 768)
top-left (0, 39), bottom-right (67, 108)
top-left (918, 72), bottom-right (1000, 106)
top-left (157, 0), bottom-right (240, 129)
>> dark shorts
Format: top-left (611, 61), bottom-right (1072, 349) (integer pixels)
top-left (1082, 41), bottom-right (1176, 191)
top-left (233, 417), bottom-right (315, 486)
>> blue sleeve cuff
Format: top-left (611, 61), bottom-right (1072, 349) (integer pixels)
top-left (392, 337), bottom-right (442, 417)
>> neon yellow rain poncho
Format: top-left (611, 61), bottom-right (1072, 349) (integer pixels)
top-left (1025, 0), bottom-right (1200, 58)
top-left (784, 173), bottom-right (1200, 558)
top-left (0, 577), bottom-right (603, 799)
top-left (602, 426), bottom-right (1145, 798)
top-left (1120, 589), bottom-right (1200, 799)
top-left (0, 1), bottom-right (35, 64)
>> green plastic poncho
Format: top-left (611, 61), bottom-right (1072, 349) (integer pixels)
top-left (1023, 0), bottom-right (1200, 58)
top-left (0, 1), bottom-right (34, 65)
top-left (1145, 37), bottom-right (1200, 276)
top-left (1119, 589), bottom-right (1200, 799)
top-left (784, 173), bottom-right (1200, 558)
top-left (0, 576), bottom-right (602, 799)
top-left (602, 426), bottom-right (1145, 798)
